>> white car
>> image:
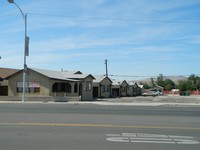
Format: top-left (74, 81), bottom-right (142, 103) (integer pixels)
top-left (142, 91), bottom-right (163, 97)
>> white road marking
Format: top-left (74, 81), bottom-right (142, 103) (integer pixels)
top-left (106, 137), bottom-right (130, 143)
top-left (122, 133), bottom-right (136, 137)
top-left (106, 134), bottom-right (121, 137)
top-left (174, 138), bottom-right (200, 144)
top-left (131, 140), bottom-right (175, 144)
top-left (130, 137), bottom-right (173, 141)
top-left (169, 135), bottom-right (194, 139)
top-left (106, 133), bottom-right (200, 144)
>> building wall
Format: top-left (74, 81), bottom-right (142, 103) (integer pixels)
top-left (0, 80), bottom-right (8, 96)
top-left (81, 76), bottom-right (94, 101)
top-left (7, 69), bottom-right (94, 101)
top-left (111, 85), bottom-right (120, 97)
top-left (127, 86), bottom-right (133, 96)
top-left (121, 81), bottom-right (128, 96)
top-left (49, 79), bottom-right (80, 97)
top-left (127, 84), bottom-right (138, 96)
top-left (102, 78), bottom-right (112, 98)
top-left (93, 78), bottom-right (112, 98)
top-left (8, 70), bottom-right (51, 96)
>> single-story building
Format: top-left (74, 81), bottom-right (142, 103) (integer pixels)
top-left (0, 67), bottom-right (19, 96)
top-left (7, 68), bottom-right (95, 101)
top-left (120, 80), bottom-right (129, 97)
top-left (111, 79), bottom-right (121, 97)
top-left (111, 80), bottom-right (129, 97)
top-left (93, 76), bottom-right (112, 98)
top-left (127, 81), bottom-right (139, 96)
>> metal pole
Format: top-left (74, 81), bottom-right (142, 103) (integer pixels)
top-left (105, 59), bottom-right (108, 77)
top-left (8, 1), bottom-right (29, 102)
top-left (22, 14), bottom-right (27, 102)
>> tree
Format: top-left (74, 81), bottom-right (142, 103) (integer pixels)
top-left (140, 82), bottom-right (151, 89)
top-left (197, 77), bottom-right (200, 90)
top-left (164, 79), bottom-right (175, 91)
top-left (156, 74), bottom-right (165, 87)
top-left (178, 79), bottom-right (195, 91)
top-left (178, 80), bottom-right (188, 91)
top-left (165, 84), bottom-right (173, 91)
top-left (188, 74), bottom-right (200, 90)
top-left (149, 77), bottom-right (155, 87)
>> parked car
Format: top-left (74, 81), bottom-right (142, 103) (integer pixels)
top-left (142, 91), bottom-right (156, 97)
top-left (152, 91), bottom-right (163, 96)
top-left (142, 90), bottom-right (163, 97)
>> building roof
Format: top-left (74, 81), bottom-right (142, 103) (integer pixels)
top-left (93, 75), bottom-right (112, 83)
top-left (30, 68), bottom-right (94, 81)
top-left (0, 67), bottom-right (19, 79)
top-left (138, 84), bottom-right (144, 89)
top-left (111, 79), bottom-right (122, 86)
top-left (127, 81), bottom-right (138, 86)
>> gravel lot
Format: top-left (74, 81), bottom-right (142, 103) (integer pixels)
top-left (97, 95), bottom-right (200, 104)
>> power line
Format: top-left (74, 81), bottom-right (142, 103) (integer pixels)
top-left (28, 13), bottom-right (200, 24)
top-left (109, 74), bottom-right (200, 78)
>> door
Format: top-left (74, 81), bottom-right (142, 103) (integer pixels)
top-left (93, 87), bottom-right (98, 98)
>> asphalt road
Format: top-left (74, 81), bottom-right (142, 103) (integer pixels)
top-left (0, 103), bottom-right (199, 150)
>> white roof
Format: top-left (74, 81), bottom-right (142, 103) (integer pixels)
top-left (93, 75), bottom-right (106, 83)
top-left (31, 68), bottom-right (90, 81)
top-left (138, 84), bottom-right (144, 88)
top-left (127, 81), bottom-right (137, 86)
top-left (111, 79), bottom-right (122, 86)
top-left (93, 75), bottom-right (112, 83)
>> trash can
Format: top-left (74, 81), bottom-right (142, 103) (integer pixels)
top-left (185, 92), bottom-right (190, 96)
top-left (180, 91), bottom-right (185, 96)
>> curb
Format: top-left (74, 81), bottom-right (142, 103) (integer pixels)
top-left (0, 101), bottom-right (200, 106)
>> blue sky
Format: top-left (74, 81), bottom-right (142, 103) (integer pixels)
top-left (0, 0), bottom-right (200, 80)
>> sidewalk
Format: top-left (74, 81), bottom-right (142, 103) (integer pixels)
top-left (1, 95), bottom-right (200, 106)
top-left (90, 95), bottom-right (200, 106)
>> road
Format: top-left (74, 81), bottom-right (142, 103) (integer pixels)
top-left (0, 103), bottom-right (199, 150)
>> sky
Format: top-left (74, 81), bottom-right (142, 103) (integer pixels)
top-left (0, 0), bottom-right (200, 80)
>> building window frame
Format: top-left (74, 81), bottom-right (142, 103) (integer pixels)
top-left (86, 81), bottom-right (92, 91)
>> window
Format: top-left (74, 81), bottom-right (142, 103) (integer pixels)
top-left (106, 85), bottom-right (110, 92)
top-left (74, 83), bottom-right (78, 93)
top-left (101, 85), bottom-right (105, 92)
top-left (52, 83), bottom-right (71, 93)
top-left (17, 82), bottom-right (40, 93)
top-left (101, 85), bottom-right (110, 93)
top-left (17, 82), bottom-right (28, 93)
top-left (121, 87), bottom-right (127, 92)
top-left (66, 83), bottom-right (71, 93)
top-left (86, 81), bottom-right (92, 91)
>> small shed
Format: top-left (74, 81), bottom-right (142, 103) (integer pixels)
top-left (93, 76), bottom-right (112, 98)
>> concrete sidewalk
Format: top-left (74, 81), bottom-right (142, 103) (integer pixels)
top-left (0, 95), bottom-right (200, 106)
top-left (85, 95), bottom-right (200, 106)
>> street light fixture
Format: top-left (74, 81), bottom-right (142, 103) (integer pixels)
top-left (8, 0), bottom-right (29, 102)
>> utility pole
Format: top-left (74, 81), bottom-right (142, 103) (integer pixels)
top-left (8, 0), bottom-right (30, 102)
top-left (105, 59), bottom-right (108, 77)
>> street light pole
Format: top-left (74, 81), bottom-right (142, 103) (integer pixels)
top-left (8, 0), bottom-right (29, 102)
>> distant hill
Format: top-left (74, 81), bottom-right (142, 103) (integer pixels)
top-left (136, 76), bottom-right (187, 84)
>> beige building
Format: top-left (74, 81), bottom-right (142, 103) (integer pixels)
top-left (93, 76), bottom-right (112, 98)
top-left (7, 68), bottom-right (95, 101)
top-left (127, 81), bottom-right (143, 96)
top-left (127, 81), bottom-right (138, 96)
top-left (111, 80), bottom-right (129, 97)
